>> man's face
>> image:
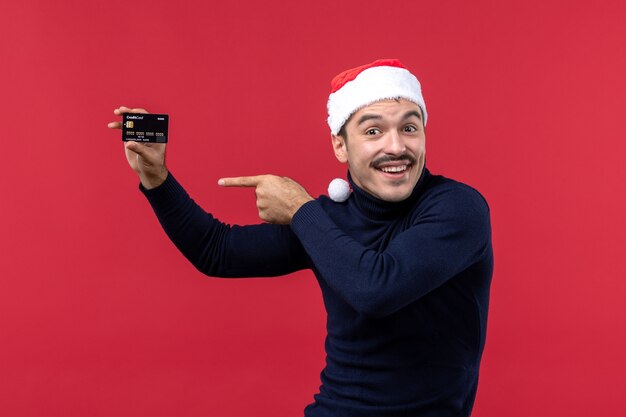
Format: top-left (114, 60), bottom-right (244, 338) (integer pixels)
top-left (331, 99), bottom-right (426, 202)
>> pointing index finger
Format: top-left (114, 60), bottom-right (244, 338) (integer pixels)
top-left (218, 175), bottom-right (265, 187)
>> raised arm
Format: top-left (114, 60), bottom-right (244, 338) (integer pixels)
top-left (107, 106), bottom-right (309, 278)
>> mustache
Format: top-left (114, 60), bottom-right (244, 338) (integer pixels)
top-left (371, 154), bottom-right (417, 169)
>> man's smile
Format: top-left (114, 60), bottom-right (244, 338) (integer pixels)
top-left (380, 164), bottom-right (409, 172)
top-left (372, 157), bottom-right (415, 180)
top-left (377, 163), bottom-right (410, 178)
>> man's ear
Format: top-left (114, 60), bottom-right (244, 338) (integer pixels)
top-left (331, 134), bottom-right (348, 163)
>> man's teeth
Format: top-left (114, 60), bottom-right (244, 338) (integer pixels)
top-left (380, 165), bottom-right (408, 173)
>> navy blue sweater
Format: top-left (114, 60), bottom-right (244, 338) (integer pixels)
top-left (142, 167), bottom-right (493, 417)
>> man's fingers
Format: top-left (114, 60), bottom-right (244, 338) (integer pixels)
top-left (113, 106), bottom-right (132, 115)
top-left (113, 106), bottom-right (149, 115)
top-left (124, 141), bottom-right (149, 157)
top-left (218, 175), bottom-right (266, 187)
top-left (109, 106), bottom-right (149, 129)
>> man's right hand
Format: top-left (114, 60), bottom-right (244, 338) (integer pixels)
top-left (107, 106), bottom-right (168, 189)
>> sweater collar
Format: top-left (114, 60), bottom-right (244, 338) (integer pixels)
top-left (347, 166), bottom-right (430, 219)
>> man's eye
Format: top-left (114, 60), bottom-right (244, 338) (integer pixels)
top-left (403, 125), bottom-right (417, 133)
top-left (366, 128), bottom-right (380, 135)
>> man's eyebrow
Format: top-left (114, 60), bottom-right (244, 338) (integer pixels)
top-left (402, 110), bottom-right (422, 121)
top-left (356, 113), bottom-right (382, 126)
top-left (357, 110), bottom-right (423, 126)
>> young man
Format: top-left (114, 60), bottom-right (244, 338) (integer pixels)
top-left (108, 59), bottom-right (493, 417)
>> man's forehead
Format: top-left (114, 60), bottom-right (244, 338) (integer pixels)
top-left (351, 99), bottom-right (423, 123)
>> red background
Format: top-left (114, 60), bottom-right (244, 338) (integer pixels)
top-left (1, 1), bottom-right (625, 416)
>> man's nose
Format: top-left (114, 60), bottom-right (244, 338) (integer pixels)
top-left (383, 130), bottom-right (406, 154)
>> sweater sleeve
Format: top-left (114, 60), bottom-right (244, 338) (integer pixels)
top-left (290, 185), bottom-right (492, 318)
top-left (141, 173), bottom-right (309, 278)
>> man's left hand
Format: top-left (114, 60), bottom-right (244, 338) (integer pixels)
top-left (218, 175), bottom-right (314, 225)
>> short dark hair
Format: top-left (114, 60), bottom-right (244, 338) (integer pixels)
top-left (337, 124), bottom-right (348, 140)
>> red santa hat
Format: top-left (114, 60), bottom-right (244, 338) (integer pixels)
top-left (327, 59), bottom-right (428, 135)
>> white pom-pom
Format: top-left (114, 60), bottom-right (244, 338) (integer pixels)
top-left (328, 178), bottom-right (351, 202)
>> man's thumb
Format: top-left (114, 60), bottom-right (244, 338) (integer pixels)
top-left (125, 141), bottom-right (146, 156)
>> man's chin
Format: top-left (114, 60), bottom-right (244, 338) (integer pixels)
top-left (380, 192), bottom-right (412, 203)
top-left (375, 178), bottom-right (416, 202)
top-left (371, 185), bottom-right (413, 202)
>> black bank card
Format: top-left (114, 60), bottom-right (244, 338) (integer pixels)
top-left (122, 113), bottom-right (169, 143)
